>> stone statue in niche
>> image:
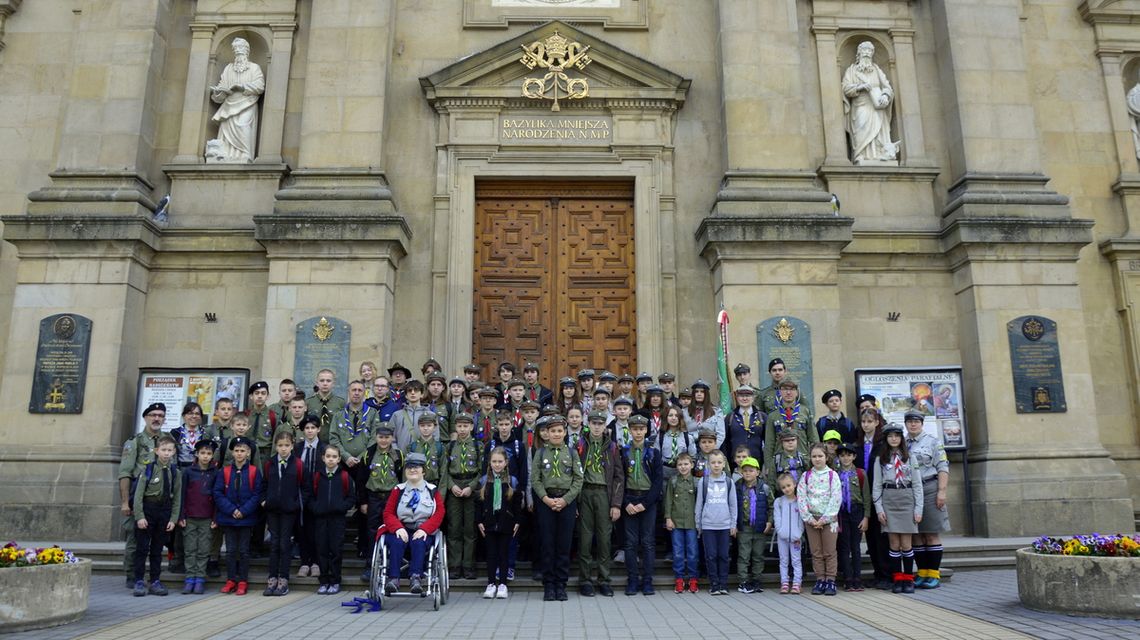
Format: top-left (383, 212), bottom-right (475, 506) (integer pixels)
top-left (842, 41), bottom-right (899, 166)
top-left (1127, 74), bottom-right (1140, 160)
top-left (205, 37), bottom-right (265, 163)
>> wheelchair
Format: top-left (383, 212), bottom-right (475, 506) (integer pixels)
top-left (364, 524), bottom-right (450, 611)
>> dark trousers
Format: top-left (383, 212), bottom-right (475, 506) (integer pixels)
top-left (446, 494), bottom-right (476, 571)
top-left (485, 531), bottom-right (512, 585)
top-left (298, 511), bottom-right (316, 566)
top-left (353, 509), bottom-right (368, 556)
top-left (537, 499), bottom-right (576, 588)
top-left (385, 532), bottom-right (429, 578)
top-left (366, 491), bottom-right (391, 558)
top-left (837, 505), bottom-right (865, 582)
top-left (623, 500), bottom-right (657, 585)
top-left (702, 529), bottom-right (731, 589)
top-left (314, 515), bottom-right (346, 585)
top-left (223, 526), bottom-right (252, 581)
top-left (133, 504), bottom-right (172, 582)
top-left (266, 511), bottom-right (295, 579)
top-left (865, 509), bottom-right (890, 582)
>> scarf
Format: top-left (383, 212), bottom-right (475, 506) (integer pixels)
top-left (892, 452), bottom-right (904, 487)
top-left (839, 469), bottom-right (853, 511)
top-left (492, 475), bottom-right (502, 511)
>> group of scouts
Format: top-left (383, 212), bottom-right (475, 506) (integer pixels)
top-left (117, 356), bottom-right (951, 602)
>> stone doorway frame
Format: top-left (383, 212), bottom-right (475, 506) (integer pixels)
top-left (420, 21), bottom-right (690, 376)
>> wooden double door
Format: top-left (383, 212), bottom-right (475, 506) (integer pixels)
top-left (473, 181), bottom-right (636, 380)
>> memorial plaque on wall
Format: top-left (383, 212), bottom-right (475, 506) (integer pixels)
top-left (1007, 315), bottom-right (1067, 413)
top-left (29, 313), bottom-right (92, 413)
top-left (294, 316), bottom-right (351, 398)
top-left (757, 316), bottom-right (813, 408)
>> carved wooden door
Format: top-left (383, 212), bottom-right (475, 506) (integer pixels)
top-left (473, 182), bottom-right (636, 380)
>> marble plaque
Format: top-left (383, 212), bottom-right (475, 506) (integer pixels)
top-left (1008, 315), bottom-right (1067, 413)
top-left (29, 314), bottom-right (92, 414)
top-left (294, 316), bottom-right (352, 399)
top-left (757, 316), bottom-right (813, 407)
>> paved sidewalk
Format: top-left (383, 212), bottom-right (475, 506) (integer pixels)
top-left (12, 571), bottom-right (1139, 639)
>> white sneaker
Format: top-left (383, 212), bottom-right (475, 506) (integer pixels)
top-left (496, 584), bottom-right (508, 599)
top-left (310, 564), bottom-right (320, 578)
top-left (613, 550), bottom-right (625, 564)
top-left (483, 583), bottom-right (497, 599)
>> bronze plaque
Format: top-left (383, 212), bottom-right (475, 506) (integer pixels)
top-left (1007, 315), bottom-right (1066, 413)
top-left (29, 314), bottom-right (93, 413)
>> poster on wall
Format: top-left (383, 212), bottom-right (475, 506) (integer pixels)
top-left (854, 367), bottom-right (967, 451)
top-left (135, 368), bottom-right (250, 433)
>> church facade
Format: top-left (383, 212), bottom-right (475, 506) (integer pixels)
top-left (0, 0), bottom-right (1136, 540)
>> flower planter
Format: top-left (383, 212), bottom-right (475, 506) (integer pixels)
top-left (0, 557), bottom-right (91, 633)
top-left (1016, 548), bottom-right (1140, 619)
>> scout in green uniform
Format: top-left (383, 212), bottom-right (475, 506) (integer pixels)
top-left (733, 362), bottom-right (753, 388)
top-left (408, 412), bottom-right (446, 484)
top-left (769, 430), bottom-right (809, 487)
top-left (763, 378), bottom-right (819, 465)
top-left (330, 380), bottom-right (379, 467)
top-left (211, 397), bottom-right (236, 440)
top-left (664, 452), bottom-right (699, 593)
top-left (358, 424), bottom-right (404, 581)
top-left (835, 442), bottom-right (872, 591)
top-left (532, 415), bottom-right (585, 601)
top-left (735, 456), bottom-right (773, 594)
top-left (276, 397), bottom-right (310, 442)
top-left (246, 381), bottom-right (277, 463)
top-left (424, 373), bottom-right (455, 440)
top-left (305, 368), bottom-right (347, 443)
top-left (757, 358), bottom-right (784, 415)
top-left (442, 413), bottom-right (483, 578)
top-left (131, 434), bottom-right (182, 596)
top-left (268, 378), bottom-right (297, 421)
top-left (575, 410), bottom-right (624, 597)
top-left (119, 402), bottom-right (167, 587)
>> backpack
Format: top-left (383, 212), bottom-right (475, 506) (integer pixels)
top-left (312, 468), bottom-right (350, 496)
top-left (222, 464), bottom-right (258, 493)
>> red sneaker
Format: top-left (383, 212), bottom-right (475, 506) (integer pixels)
top-left (687, 578), bottom-right (699, 593)
top-left (220, 580), bottom-right (236, 594)
top-left (674, 578), bottom-right (684, 594)
top-left (235, 581), bottom-right (248, 596)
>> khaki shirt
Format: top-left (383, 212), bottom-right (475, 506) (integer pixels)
top-left (906, 432), bottom-right (949, 480)
top-left (531, 444), bottom-right (584, 502)
top-left (118, 430), bottom-right (162, 480)
top-left (306, 393), bottom-right (347, 442)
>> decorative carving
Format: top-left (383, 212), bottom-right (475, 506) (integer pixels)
top-left (519, 31), bottom-right (592, 111)
top-left (313, 317), bottom-right (334, 342)
top-left (773, 317), bottom-right (795, 344)
top-left (842, 41), bottom-right (899, 166)
top-left (206, 37), bottom-right (265, 163)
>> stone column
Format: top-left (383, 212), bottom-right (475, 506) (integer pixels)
top-left (811, 25), bottom-right (848, 167)
top-left (888, 28), bottom-right (929, 164)
top-left (172, 22), bottom-right (218, 164)
top-left (710, 0), bottom-right (833, 215)
top-left (255, 22), bottom-right (295, 164)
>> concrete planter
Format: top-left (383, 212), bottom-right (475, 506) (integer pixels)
top-left (0, 558), bottom-right (91, 633)
top-left (1016, 548), bottom-right (1140, 619)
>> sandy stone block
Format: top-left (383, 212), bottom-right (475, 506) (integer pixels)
top-left (347, 28), bottom-right (388, 63)
top-left (344, 97), bottom-right (384, 132)
top-left (286, 262), bottom-right (311, 284)
top-left (16, 260), bottom-right (47, 285)
top-left (921, 321), bottom-right (958, 351)
top-left (70, 65), bottom-right (108, 99)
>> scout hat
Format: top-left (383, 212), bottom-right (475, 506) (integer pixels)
top-left (507, 378), bottom-right (526, 389)
top-left (421, 358), bottom-right (441, 373)
top-left (463, 363), bottom-right (482, 374)
top-left (587, 410), bottom-right (608, 423)
top-left (417, 412), bottom-right (439, 424)
top-left (821, 389), bottom-right (842, 403)
top-left (646, 384), bottom-right (665, 395)
top-left (523, 362), bottom-right (540, 373)
top-left (777, 378), bottom-right (798, 389)
top-left (540, 405), bottom-right (561, 417)
top-left (767, 358), bottom-right (785, 371)
top-left (559, 377), bottom-right (576, 387)
top-left (856, 393), bottom-right (877, 406)
top-left (613, 396), bottom-right (634, 408)
top-left (387, 362), bottom-right (412, 378)
top-left (194, 439), bottom-right (217, 452)
top-left (143, 402), bottom-right (166, 416)
top-left (577, 369), bottom-right (596, 380)
top-left (376, 424), bottom-right (395, 436)
top-left (904, 408), bottom-right (925, 422)
top-left (691, 379), bottom-right (710, 391)
top-left (545, 414), bottom-right (566, 426)
top-left (405, 452), bottom-right (428, 468)
top-left (822, 430), bottom-right (842, 443)
top-left (592, 387), bottom-right (612, 397)
top-left (598, 371), bottom-right (618, 382)
top-left (779, 430), bottom-right (799, 441)
top-left (618, 373), bottom-right (635, 383)
top-left (627, 415), bottom-right (649, 428)
top-left (229, 436), bottom-right (254, 450)
top-left (882, 423), bottom-right (904, 435)
top-left (679, 387), bottom-right (693, 398)
top-left (733, 363), bottom-right (751, 375)
top-left (740, 456), bottom-right (760, 470)
top-left (635, 372), bottom-right (653, 383)
top-left (697, 428), bottom-right (717, 441)
top-left (658, 372), bottom-right (676, 383)
top-left (425, 372), bottom-right (446, 384)
top-left (477, 387), bottom-right (499, 398)
top-left (248, 381), bottom-right (269, 395)
top-left (448, 376), bottom-right (468, 388)
top-left (735, 385), bottom-right (756, 396)
top-left (837, 442), bottom-right (857, 455)
top-left (454, 412), bottom-right (474, 424)
top-left (520, 399), bottom-right (540, 411)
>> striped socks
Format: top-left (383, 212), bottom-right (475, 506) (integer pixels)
top-left (913, 544), bottom-right (928, 578)
top-left (927, 544), bottom-right (943, 579)
top-left (901, 548), bottom-right (915, 575)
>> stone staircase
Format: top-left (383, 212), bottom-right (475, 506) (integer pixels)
top-left (25, 534), bottom-right (1032, 591)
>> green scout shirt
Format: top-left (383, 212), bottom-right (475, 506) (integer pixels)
top-left (408, 437), bottom-right (444, 483)
top-left (330, 404), bottom-right (379, 460)
top-left (837, 465), bottom-right (872, 509)
top-left (132, 460), bottom-right (182, 522)
top-left (247, 405), bottom-right (277, 452)
top-left (364, 447), bottom-right (403, 493)
top-left (758, 384), bottom-right (779, 415)
top-left (306, 393), bottom-right (347, 442)
top-left (210, 419), bottom-right (234, 441)
top-left (531, 444), bottom-right (584, 503)
top-left (581, 439), bottom-right (609, 486)
top-left (442, 437), bottom-right (483, 494)
top-left (625, 445), bottom-right (652, 492)
top-left (663, 474), bottom-right (696, 529)
top-left (119, 430), bottom-right (161, 480)
top-left (763, 403), bottom-right (819, 463)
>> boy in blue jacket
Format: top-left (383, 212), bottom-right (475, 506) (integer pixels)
top-left (261, 431), bottom-right (304, 596)
top-left (621, 415), bottom-right (663, 596)
top-left (304, 446), bottom-right (356, 595)
top-left (212, 436), bottom-right (263, 595)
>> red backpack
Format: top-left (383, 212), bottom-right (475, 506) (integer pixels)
top-left (222, 464), bottom-right (258, 492)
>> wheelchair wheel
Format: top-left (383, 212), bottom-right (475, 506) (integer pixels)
top-left (435, 550), bottom-right (449, 605)
top-left (439, 541), bottom-right (450, 596)
top-left (369, 536), bottom-right (385, 605)
top-left (433, 588), bottom-right (440, 611)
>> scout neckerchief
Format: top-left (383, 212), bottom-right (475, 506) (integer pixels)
top-left (780, 402), bottom-right (800, 430)
top-left (528, 386), bottom-right (538, 402)
top-left (649, 410), bottom-right (661, 434)
top-left (479, 413), bottom-right (493, 442)
top-left (567, 428), bottom-right (583, 450)
top-left (342, 405), bottom-right (370, 436)
top-left (664, 429), bottom-right (684, 464)
top-left (278, 455), bottom-right (288, 479)
top-left (180, 426), bottom-right (201, 452)
top-left (745, 483), bottom-right (758, 527)
top-left (586, 438), bottom-right (606, 475)
top-left (863, 441), bottom-right (873, 473)
top-left (549, 446), bottom-right (563, 478)
top-left (694, 406), bottom-right (704, 423)
top-left (628, 444), bottom-right (644, 483)
top-left (735, 406), bottom-right (761, 436)
top-left (371, 448), bottom-right (395, 480)
top-left (512, 405), bottom-right (523, 431)
top-left (839, 468), bottom-right (854, 512)
top-left (786, 454), bottom-right (800, 482)
top-left (492, 472), bottom-right (504, 511)
top-left (412, 438), bottom-right (440, 474)
top-left (456, 438), bottom-right (474, 473)
top-left (892, 451), bottom-right (904, 487)
top-left (318, 395), bottom-right (333, 433)
top-left (406, 486), bottom-right (421, 510)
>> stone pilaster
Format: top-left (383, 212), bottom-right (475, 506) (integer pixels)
top-left (697, 216), bottom-right (854, 400)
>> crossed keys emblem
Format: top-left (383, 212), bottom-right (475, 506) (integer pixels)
top-left (519, 31), bottom-right (592, 112)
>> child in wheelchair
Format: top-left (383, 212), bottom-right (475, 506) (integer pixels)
top-left (382, 452), bottom-right (445, 595)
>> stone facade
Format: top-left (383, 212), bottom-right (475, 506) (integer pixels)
top-left (0, 0), bottom-right (1136, 539)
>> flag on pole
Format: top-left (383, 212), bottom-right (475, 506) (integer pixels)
top-left (716, 308), bottom-right (733, 415)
